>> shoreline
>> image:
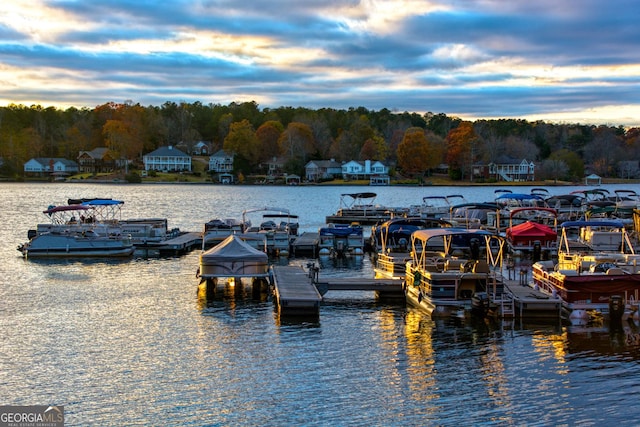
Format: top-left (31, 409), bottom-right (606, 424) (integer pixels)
top-left (11, 178), bottom-right (640, 186)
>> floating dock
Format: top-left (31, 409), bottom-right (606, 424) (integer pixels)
top-left (314, 277), bottom-right (402, 297)
top-left (291, 232), bottom-right (319, 257)
top-left (503, 280), bottom-right (563, 318)
top-left (271, 265), bottom-right (403, 316)
top-left (137, 231), bottom-right (202, 256)
top-left (271, 265), bottom-right (322, 317)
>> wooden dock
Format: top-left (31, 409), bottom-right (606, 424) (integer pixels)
top-left (271, 265), bottom-right (322, 317)
top-left (503, 280), bottom-right (562, 318)
top-left (315, 277), bottom-right (402, 296)
top-left (139, 231), bottom-right (202, 256)
top-left (291, 232), bottom-right (319, 257)
top-left (271, 265), bottom-right (404, 316)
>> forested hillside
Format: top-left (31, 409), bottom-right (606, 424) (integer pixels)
top-left (1, 101), bottom-right (638, 181)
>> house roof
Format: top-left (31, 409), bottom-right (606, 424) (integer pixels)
top-left (342, 160), bottom-right (387, 167)
top-left (306, 160), bottom-right (342, 168)
top-left (30, 158), bottom-right (78, 167)
top-left (145, 146), bottom-right (190, 157)
top-left (492, 155), bottom-right (531, 165)
top-left (211, 149), bottom-right (234, 158)
top-left (79, 147), bottom-right (112, 159)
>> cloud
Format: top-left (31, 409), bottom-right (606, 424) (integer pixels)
top-left (0, 0), bottom-right (638, 126)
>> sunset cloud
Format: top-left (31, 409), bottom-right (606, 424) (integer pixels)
top-left (0, 0), bottom-right (638, 126)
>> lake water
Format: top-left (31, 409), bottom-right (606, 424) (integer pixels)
top-left (2, 182), bottom-right (640, 426)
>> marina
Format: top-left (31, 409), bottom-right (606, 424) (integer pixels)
top-left (6, 182), bottom-right (640, 426)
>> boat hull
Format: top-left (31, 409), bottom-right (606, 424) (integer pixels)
top-left (20, 233), bottom-right (134, 258)
top-left (532, 259), bottom-right (640, 316)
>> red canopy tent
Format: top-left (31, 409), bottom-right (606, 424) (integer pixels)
top-left (506, 221), bottom-right (557, 247)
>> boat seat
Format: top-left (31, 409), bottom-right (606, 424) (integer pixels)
top-left (445, 259), bottom-right (465, 271)
top-left (473, 260), bottom-right (490, 274)
top-left (606, 268), bottom-right (624, 275)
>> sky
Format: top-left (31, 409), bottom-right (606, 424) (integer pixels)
top-left (1, 0), bottom-right (639, 127)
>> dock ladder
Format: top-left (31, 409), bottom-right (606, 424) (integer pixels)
top-left (498, 293), bottom-right (515, 318)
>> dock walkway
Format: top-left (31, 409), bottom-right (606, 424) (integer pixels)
top-left (270, 265), bottom-right (561, 319)
top-left (140, 231), bottom-right (202, 256)
top-left (503, 280), bottom-right (562, 318)
top-left (291, 232), bottom-right (319, 257)
top-left (271, 265), bottom-right (322, 317)
top-left (271, 265), bottom-right (404, 316)
top-left (315, 277), bottom-right (402, 295)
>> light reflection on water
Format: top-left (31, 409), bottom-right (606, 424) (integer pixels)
top-left (3, 183), bottom-right (640, 425)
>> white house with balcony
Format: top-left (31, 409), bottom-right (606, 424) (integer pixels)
top-left (341, 160), bottom-right (389, 180)
top-left (209, 150), bottom-right (234, 173)
top-left (143, 146), bottom-right (191, 172)
top-left (487, 157), bottom-right (535, 182)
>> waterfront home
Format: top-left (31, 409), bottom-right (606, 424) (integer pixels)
top-left (143, 145), bottom-right (192, 172)
top-left (208, 149), bottom-right (234, 175)
top-left (77, 147), bottom-right (117, 174)
top-left (304, 159), bottom-right (343, 182)
top-left (341, 160), bottom-right (389, 180)
top-left (23, 157), bottom-right (79, 178)
top-left (485, 156), bottom-right (535, 182)
top-left (265, 156), bottom-right (286, 178)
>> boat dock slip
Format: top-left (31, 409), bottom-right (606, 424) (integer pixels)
top-left (291, 232), bottom-right (319, 256)
top-left (142, 231), bottom-right (202, 256)
top-left (503, 280), bottom-right (562, 318)
top-left (314, 277), bottom-right (402, 296)
top-left (271, 266), bottom-right (322, 316)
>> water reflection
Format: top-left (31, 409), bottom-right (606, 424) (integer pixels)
top-left (565, 320), bottom-right (640, 359)
top-left (197, 277), bottom-right (270, 309)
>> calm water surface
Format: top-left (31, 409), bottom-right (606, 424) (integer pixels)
top-left (2, 182), bottom-right (640, 426)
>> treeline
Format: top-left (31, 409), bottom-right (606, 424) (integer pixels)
top-left (1, 100), bottom-right (639, 181)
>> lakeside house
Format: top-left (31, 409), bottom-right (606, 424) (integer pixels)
top-left (341, 160), bottom-right (389, 180)
top-left (485, 156), bottom-right (535, 182)
top-left (304, 159), bottom-right (343, 182)
top-left (143, 145), bottom-right (192, 172)
top-left (77, 147), bottom-right (117, 174)
top-left (208, 149), bottom-right (235, 183)
top-left (24, 157), bottom-right (79, 178)
top-left (208, 149), bottom-right (234, 173)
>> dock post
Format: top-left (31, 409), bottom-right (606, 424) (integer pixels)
top-left (203, 277), bottom-right (217, 299)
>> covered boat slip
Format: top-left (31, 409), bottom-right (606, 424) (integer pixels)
top-left (198, 235), bottom-right (269, 279)
top-left (198, 235), bottom-right (271, 298)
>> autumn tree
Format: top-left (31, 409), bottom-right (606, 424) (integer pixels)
top-left (102, 119), bottom-right (131, 161)
top-left (539, 158), bottom-right (569, 183)
top-left (223, 119), bottom-right (260, 172)
top-left (360, 139), bottom-right (377, 160)
top-left (445, 121), bottom-right (478, 180)
top-left (256, 120), bottom-right (284, 163)
top-left (396, 127), bottom-right (442, 179)
top-left (279, 122), bottom-right (314, 160)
